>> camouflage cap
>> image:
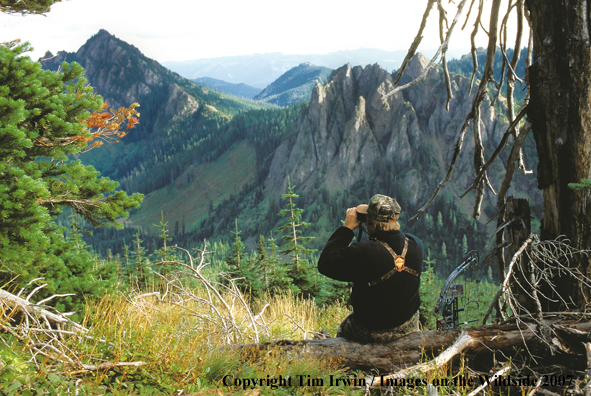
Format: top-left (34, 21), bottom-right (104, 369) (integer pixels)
top-left (357, 194), bottom-right (401, 222)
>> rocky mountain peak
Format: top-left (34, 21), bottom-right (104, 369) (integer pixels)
top-left (95, 28), bottom-right (112, 37)
top-left (405, 52), bottom-right (431, 80)
top-left (266, 54), bottom-right (531, 215)
top-left (39, 29), bottom-right (207, 146)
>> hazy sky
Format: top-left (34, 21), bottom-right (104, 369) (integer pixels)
top-left (0, 0), bottom-right (509, 63)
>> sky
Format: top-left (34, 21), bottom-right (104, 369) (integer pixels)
top-left (0, 0), bottom-right (512, 63)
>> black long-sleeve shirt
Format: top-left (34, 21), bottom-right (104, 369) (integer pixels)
top-left (318, 226), bottom-right (423, 330)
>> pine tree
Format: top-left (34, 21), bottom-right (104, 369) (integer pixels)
top-left (569, 178), bottom-right (591, 193)
top-left (225, 219), bottom-right (252, 292)
top-left (1, 0), bottom-right (60, 15)
top-left (424, 213), bottom-right (434, 229)
top-left (122, 240), bottom-right (131, 281)
top-left (419, 256), bottom-right (438, 329)
top-left (461, 234), bottom-right (469, 257)
top-left (254, 235), bottom-right (269, 288)
top-left (133, 231), bottom-right (151, 289)
top-left (0, 42), bottom-right (142, 292)
top-left (153, 212), bottom-right (173, 276)
top-left (423, 248), bottom-right (437, 280)
top-left (43, 214), bottom-right (117, 319)
top-left (437, 211), bottom-right (443, 228)
top-left (487, 266), bottom-right (494, 282)
top-left (441, 242), bottom-right (448, 258)
top-left (265, 232), bottom-right (294, 295)
top-left (276, 178), bottom-right (317, 298)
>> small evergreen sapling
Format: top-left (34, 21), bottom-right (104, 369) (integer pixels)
top-left (276, 178), bottom-right (318, 299)
top-left (153, 212), bottom-right (174, 276)
top-left (225, 219), bottom-right (258, 293)
top-left (265, 232), bottom-right (294, 295)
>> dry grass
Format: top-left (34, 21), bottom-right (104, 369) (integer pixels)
top-left (74, 290), bottom-right (352, 394)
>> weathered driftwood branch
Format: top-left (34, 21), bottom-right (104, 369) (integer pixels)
top-left (232, 319), bottom-right (591, 373)
top-left (482, 233), bottom-right (536, 324)
top-left (369, 331), bottom-right (479, 385)
top-left (2, 285), bottom-right (147, 378)
top-left (0, 288), bottom-right (87, 332)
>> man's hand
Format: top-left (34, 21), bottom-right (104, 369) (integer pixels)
top-left (343, 207), bottom-right (360, 230)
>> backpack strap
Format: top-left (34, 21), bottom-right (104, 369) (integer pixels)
top-left (364, 237), bottom-right (419, 287)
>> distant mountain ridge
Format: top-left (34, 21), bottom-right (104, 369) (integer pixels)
top-left (163, 49), bottom-right (404, 88)
top-left (253, 63), bottom-right (332, 107)
top-left (162, 48), bottom-right (470, 88)
top-left (192, 77), bottom-right (262, 99)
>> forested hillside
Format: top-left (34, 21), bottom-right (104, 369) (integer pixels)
top-left (253, 63), bottom-right (332, 106)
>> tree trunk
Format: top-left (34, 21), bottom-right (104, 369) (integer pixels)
top-left (526, 0), bottom-right (591, 308)
top-left (505, 197), bottom-right (537, 314)
top-left (233, 319), bottom-right (591, 373)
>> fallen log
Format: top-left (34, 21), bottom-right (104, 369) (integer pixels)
top-left (233, 319), bottom-right (591, 373)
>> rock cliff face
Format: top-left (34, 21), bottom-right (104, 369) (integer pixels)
top-left (267, 54), bottom-right (535, 214)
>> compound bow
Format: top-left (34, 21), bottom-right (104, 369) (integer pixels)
top-left (434, 250), bottom-right (480, 331)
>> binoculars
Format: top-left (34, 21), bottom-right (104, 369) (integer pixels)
top-left (356, 211), bottom-right (367, 223)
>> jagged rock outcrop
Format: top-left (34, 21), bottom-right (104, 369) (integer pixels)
top-left (267, 54), bottom-right (531, 214)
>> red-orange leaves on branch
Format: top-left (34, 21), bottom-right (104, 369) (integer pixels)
top-left (82, 102), bottom-right (140, 152)
top-left (33, 102), bottom-right (140, 153)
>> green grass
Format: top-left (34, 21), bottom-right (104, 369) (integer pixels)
top-left (129, 141), bottom-right (257, 233)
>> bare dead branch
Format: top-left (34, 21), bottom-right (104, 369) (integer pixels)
top-left (383, 0), bottom-right (470, 100)
top-left (70, 361), bottom-right (148, 375)
top-left (409, 0), bottom-right (503, 221)
top-left (392, 0), bottom-right (436, 86)
top-left (461, 0), bottom-right (478, 30)
top-left (156, 242), bottom-right (273, 344)
top-left (368, 331), bottom-right (479, 385)
top-left (497, 121), bottom-right (532, 209)
top-left (460, 106), bottom-right (528, 199)
top-left (483, 234), bottom-right (536, 324)
top-left (0, 288), bottom-right (86, 331)
top-left (469, 0), bottom-right (485, 94)
top-left (37, 293), bottom-right (76, 306)
top-left (492, 0), bottom-right (518, 106)
top-left (409, 113), bottom-right (472, 221)
top-left (438, 1), bottom-right (454, 110)
top-left (472, 105), bottom-right (486, 219)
